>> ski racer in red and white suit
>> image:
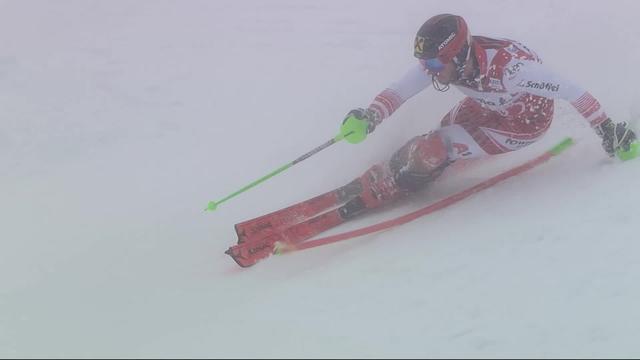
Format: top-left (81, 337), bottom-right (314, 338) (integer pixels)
top-left (370, 36), bottom-right (599, 161)
top-left (340, 14), bottom-right (636, 208)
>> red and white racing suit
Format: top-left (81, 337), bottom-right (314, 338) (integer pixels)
top-left (369, 36), bottom-right (608, 161)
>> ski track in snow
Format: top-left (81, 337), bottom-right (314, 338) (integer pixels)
top-left (1, 0), bottom-right (639, 357)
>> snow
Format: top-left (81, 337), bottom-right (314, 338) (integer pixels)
top-left (1, 0), bottom-right (639, 357)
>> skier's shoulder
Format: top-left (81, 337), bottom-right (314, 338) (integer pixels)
top-left (474, 35), bottom-right (537, 55)
top-left (473, 35), bottom-right (513, 50)
top-left (474, 36), bottom-right (542, 79)
top-left (475, 36), bottom-right (539, 62)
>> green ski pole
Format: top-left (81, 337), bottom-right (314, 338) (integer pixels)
top-left (205, 132), bottom-right (351, 212)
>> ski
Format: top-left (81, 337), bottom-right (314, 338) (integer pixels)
top-left (226, 196), bottom-right (367, 267)
top-left (234, 179), bottom-right (362, 244)
top-left (227, 163), bottom-right (404, 267)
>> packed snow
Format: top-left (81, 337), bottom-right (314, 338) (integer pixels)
top-left (1, 0), bottom-right (639, 357)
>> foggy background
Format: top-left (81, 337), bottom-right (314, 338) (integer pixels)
top-left (1, 0), bottom-right (639, 357)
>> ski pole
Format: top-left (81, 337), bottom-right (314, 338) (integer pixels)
top-left (205, 132), bottom-right (352, 212)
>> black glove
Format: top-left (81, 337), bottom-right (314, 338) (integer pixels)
top-left (596, 118), bottom-right (637, 157)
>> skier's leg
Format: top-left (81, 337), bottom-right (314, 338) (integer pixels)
top-left (350, 95), bottom-right (555, 211)
top-left (350, 104), bottom-right (483, 209)
top-left (351, 130), bottom-right (452, 212)
top-left (388, 131), bottom-right (451, 192)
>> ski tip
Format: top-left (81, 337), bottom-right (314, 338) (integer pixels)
top-left (225, 246), bottom-right (258, 268)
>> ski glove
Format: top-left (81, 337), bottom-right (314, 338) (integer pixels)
top-left (340, 108), bottom-right (381, 144)
top-left (596, 118), bottom-right (639, 160)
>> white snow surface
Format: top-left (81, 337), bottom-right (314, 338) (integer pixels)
top-left (1, 0), bottom-right (640, 358)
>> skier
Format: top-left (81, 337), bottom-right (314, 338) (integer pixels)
top-left (225, 14), bottom-right (638, 266)
top-left (339, 13), bottom-right (638, 213)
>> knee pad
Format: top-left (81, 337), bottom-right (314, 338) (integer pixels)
top-left (389, 132), bottom-right (449, 192)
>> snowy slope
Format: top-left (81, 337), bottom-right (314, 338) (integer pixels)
top-left (1, 0), bottom-right (639, 357)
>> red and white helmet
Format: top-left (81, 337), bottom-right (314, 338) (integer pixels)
top-left (414, 14), bottom-right (472, 74)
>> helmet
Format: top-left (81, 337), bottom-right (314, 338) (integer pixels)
top-left (414, 14), bottom-right (471, 74)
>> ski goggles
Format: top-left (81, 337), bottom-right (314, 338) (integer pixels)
top-left (419, 57), bottom-right (446, 73)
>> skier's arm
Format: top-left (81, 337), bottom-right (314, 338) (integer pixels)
top-left (340, 63), bottom-right (431, 144)
top-left (505, 61), bottom-right (637, 159)
top-left (367, 63), bottom-right (432, 122)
